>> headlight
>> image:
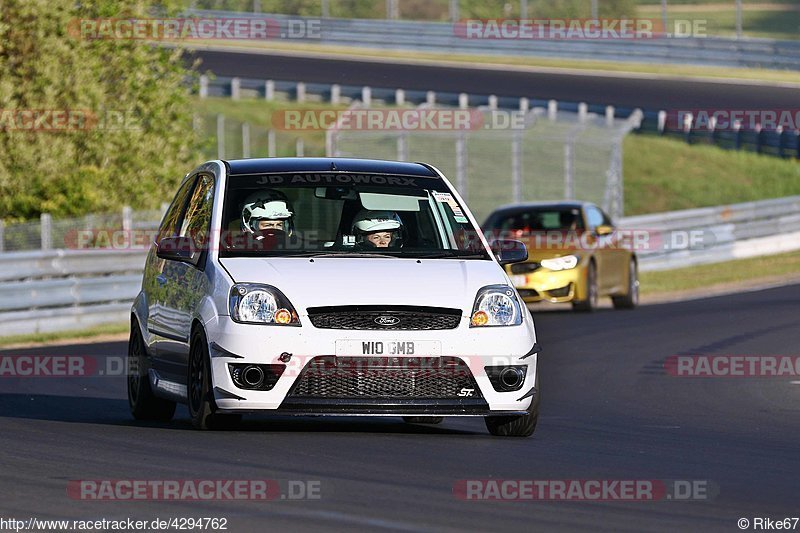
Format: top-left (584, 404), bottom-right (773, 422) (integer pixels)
top-left (470, 285), bottom-right (523, 327)
top-left (229, 283), bottom-right (300, 326)
top-left (540, 255), bottom-right (579, 271)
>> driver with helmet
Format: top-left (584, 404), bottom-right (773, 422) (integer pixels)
top-left (240, 190), bottom-right (294, 238)
top-left (351, 210), bottom-right (404, 249)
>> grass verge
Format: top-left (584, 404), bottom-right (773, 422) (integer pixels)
top-left (640, 250), bottom-right (800, 295)
top-left (0, 322), bottom-right (129, 349)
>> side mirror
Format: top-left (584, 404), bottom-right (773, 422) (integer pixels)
top-left (156, 236), bottom-right (202, 266)
top-left (491, 239), bottom-right (528, 266)
top-left (596, 224), bottom-right (614, 236)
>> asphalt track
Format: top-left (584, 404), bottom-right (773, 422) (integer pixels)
top-left (189, 49), bottom-right (800, 111)
top-left (1, 284), bottom-right (799, 531)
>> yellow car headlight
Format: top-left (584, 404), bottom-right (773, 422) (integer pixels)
top-left (540, 255), bottom-right (579, 271)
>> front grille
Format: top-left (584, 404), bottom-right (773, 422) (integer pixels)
top-left (306, 305), bottom-right (462, 330)
top-left (288, 356), bottom-right (482, 399)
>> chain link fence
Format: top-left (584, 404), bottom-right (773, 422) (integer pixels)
top-left (0, 207), bottom-right (165, 253)
top-left (328, 104), bottom-right (641, 223)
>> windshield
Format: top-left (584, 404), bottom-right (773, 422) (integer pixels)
top-left (219, 172), bottom-right (490, 259)
top-left (485, 207), bottom-right (585, 235)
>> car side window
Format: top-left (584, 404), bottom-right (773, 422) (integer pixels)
top-left (158, 176), bottom-right (197, 242)
top-left (179, 173), bottom-right (215, 248)
top-left (585, 206), bottom-right (604, 231)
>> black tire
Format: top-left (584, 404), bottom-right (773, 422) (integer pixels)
top-left (485, 376), bottom-right (540, 437)
top-left (572, 261), bottom-right (598, 312)
top-left (612, 259), bottom-right (639, 310)
top-left (128, 320), bottom-right (176, 422)
top-left (402, 416), bottom-right (444, 424)
top-left (188, 327), bottom-right (242, 430)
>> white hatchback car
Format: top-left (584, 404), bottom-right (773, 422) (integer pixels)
top-left (128, 158), bottom-right (540, 436)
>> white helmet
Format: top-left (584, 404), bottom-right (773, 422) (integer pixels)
top-left (351, 210), bottom-right (403, 247)
top-left (241, 190), bottom-right (294, 235)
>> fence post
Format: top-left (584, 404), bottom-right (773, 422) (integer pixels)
top-left (362, 86), bottom-right (372, 106)
top-left (216, 114), bottom-right (225, 159)
top-left (455, 134), bottom-right (467, 200)
top-left (397, 134), bottom-right (408, 161)
top-left (330, 84), bottom-right (340, 105)
top-left (242, 122), bottom-right (251, 158)
top-left (605, 105), bottom-right (615, 127)
top-left (296, 138), bottom-right (304, 157)
top-left (511, 132), bottom-right (522, 203)
top-left (488, 95), bottom-right (498, 110)
top-left (41, 213), bottom-right (52, 250)
top-left (265, 80), bottom-right (275, 101)
top-left (160, 203), bottom-right (169, 217)
top-left (253, 0), bottom-right (261, 12)
top-left (548, 100), bottom-right (557, 121)
top-left (325, 129), bottom-right (334, 157)
top-left (519, 97), bottom-right (529, 113)
top-left (563, 142), bottom-right (574, 200)
top-left (321, 0), bottom-right (329, 18)
top-left (520, 0), bottom-right (528, 18)
top-left (578, 102), bottom-right (588, 123)
top-left (683, 112), bottom-right (693, 145)
top-left (458, 93), bottom-right (469, 109)
top-left (449, 0), bottom-right (459, 23)
top-left (199, 75), bottom-right (209, 99)
top-left (0, 220), bottom-right (5, 252)
top-left (296, 82), bottom-right (306, 103)
top-left (395, 88), bottom-right (405, 106)
top-left (122, 206), bottom-right (132, 248)
top-left (426, 91), bottom-right (436, 106)
top-left (268, 129), bottom-right (276, 157)
top-left (231, 77), bottom-right (241, 100)
top-left (658, 110), bottom-right (667, 134)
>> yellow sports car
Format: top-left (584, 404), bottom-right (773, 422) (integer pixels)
top-left (483, 202), bottom-right (638, 311)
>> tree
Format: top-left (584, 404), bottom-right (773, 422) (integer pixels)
top-left (0, 0), bottom-right (201, 221)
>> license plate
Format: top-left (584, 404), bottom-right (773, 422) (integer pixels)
top-left (510, 274), bottom-right (527, 287)
top-left (335, 340), bottom-right (442, 356)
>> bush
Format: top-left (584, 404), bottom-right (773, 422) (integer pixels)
top-left (0, 0), bottom-right (201, 221)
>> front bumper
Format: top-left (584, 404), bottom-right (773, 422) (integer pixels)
top-left (204, 314), bottom-right (538, 414)
top-left (508, 266), bottom-right (586, 303)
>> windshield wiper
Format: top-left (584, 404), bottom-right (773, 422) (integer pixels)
top-left (410, 251), bottom-right (489, 259)
top-left (306, 252), bottom-right (399, 259)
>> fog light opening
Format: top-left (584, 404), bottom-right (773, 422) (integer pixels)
top-left (499, 366), bottom-right (525, 390)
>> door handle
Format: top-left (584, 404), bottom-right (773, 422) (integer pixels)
top-left (156, 274), bottom-right (167, 286)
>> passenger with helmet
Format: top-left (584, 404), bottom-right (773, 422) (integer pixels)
top-left (240, 190), bottom-right (294, 238)
top-left (351, 210), bottom-right (404, 249)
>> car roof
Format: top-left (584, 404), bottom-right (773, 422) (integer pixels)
top-left (224, 157), bottom-right (439, 177)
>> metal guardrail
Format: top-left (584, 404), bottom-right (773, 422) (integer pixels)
top-left (190, 10), bottom-right (800, 70)
top-left (1, 195), bottom-right (798, 335)
top-left (619, 195), bottom-right (800, 271)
